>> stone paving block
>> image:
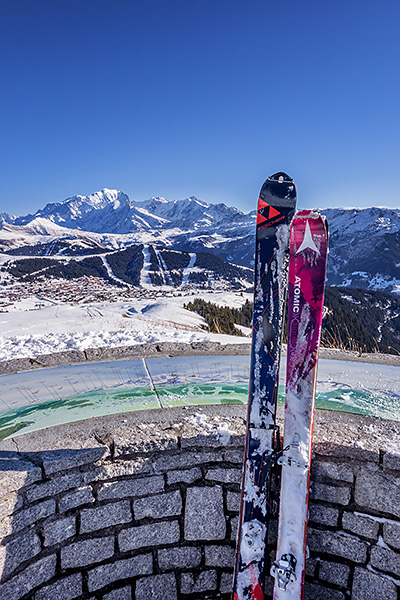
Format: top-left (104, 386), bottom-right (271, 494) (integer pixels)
top-left (88, 553), bottom-right (153, 592)
top-left (205, 544), bottom-right (235, 568)
top-left (304, 582), bottom-right (345, 600)
top-left (230, 515), bottom-right (239, 542)
top-left (97, 475), bottom-right (164, 501)
top-left (0, 492), bottom-right (23, 521)
top-left (133, 490), bottom-right (182, 520)
top-left (26, 471), bottom-right (83, 502)
top-left (0, 529), bottom-right (41, 578)
top-left (355, 465), bottom-right (400, 519)
top-left (102, 585), bottom-right (131, 600)
top-left (0, 498), bottom-right (55, 538)
top-left (0, 357), bottom-right (37, 375)
top-left (307, 528), bottom-right (368, 563)
top-left (0, 458), bottom-right (42, 500)
top-left (220, 571), bottom-right (233, 594)
top-left (35, 350), bottom-right (86, 367)
top-left (382, 451), bottom-right (400, 471)
top-left (181, 432), bottom-right (233, 449)
top-left (166, 467), bottom-right (202, 485)
top-left (383, 521), bottom-right (400, 550)
top-left (41, 447), bottom-right (109, 476)
top-left (34, 573), bottom-right (82, 600)
top-left (226, 490), bottom-right (241, 512)
top-left (310, 482), bottom-right (351, 505)
top-left (352, 566), bottom-right (398, 600)
top-left (84, 347), bottom-right (113, 361)
top-left (61, 536), bottom-right (114, 569)
top-left (370, 544), bottom-right (400, 577)
top-left (190, 341), bottom-right (221, 353)
top-left (0, 554), bottom-right (56, 600)
top-left (158, 546), bottom-right (202, 570)
top-left (184, 486), bottom-right (226, 540)
top-left (107, 343), bottom-right (158, 359)
top-left (80, 500), bottom-right (132, 533)
top-left (308, 502), bottom-right (339, 527)
top-left (342, 511), bottom-right (379, 540)
top-left (154, 450), bottom-right (223, 472)
top-left (119, 520), bottom-right (180, 552)
top-left (43, 514), bottom-right (76, 546)
top-left (181, 570), bottom-right (217, 594)
top-left (319, 560), bottom-right (350, 587)
top-left (156, 342), bottom-right (192, 356)
top-left (88, 458), bottom-right (152, 480)
top-left (135, 573), bottom-right (177, 600)
top-left (206, 467), bottom-right (242, 484)
top-left (311, 460), bottom-right (354, 484)
top-left (224, 449), bottom-right (245, 465)
top-left (114, 432), bottom-right (179, 457)
top-left (305, 557), bottom-right (318, 577)
top-left (58, 485), bottom-right (95, 512)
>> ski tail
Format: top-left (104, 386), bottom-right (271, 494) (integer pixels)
top-left (271, 210), bottom-right (328, 600)
top-left (233, 173), bottom-right (296, 600)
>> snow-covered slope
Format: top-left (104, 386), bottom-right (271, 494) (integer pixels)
top-left (3, 190), bottom-right (400, 295)
top-left (14, 189), bottom-right (171, 234)
top-left (321, 207), bottom-right (400, 295)
top-left (13, 189), bottom-right (251, 235)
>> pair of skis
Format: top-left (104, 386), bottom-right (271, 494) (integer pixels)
top-left (232, 173), bottom-right (328, 600)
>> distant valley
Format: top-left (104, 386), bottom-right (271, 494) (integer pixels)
top-left (1, 188), bottom-right (400, 296)
top-left (1, 188), bottom-right (400, 355)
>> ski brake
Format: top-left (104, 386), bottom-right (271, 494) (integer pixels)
top-left (270, 553), bottom-right (297, 591)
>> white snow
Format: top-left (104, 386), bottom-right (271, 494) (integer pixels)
top-left (0, 291), bottom-right (251, 361)
top-left (184, 412), bottom-right (234, 444)
top-left (100, 256), bottom-right (129, 287)
top-left (181, 253), bottom-right (197, 285)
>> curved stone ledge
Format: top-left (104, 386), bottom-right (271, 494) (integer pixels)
top-left (1, 341), bottom-right (400, 375)
top-left (0, 407), bottom-right (399, 600)
top-left (0, 342), bottom-right (251, 375)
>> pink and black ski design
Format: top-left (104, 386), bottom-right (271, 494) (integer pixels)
top-left (233, 173), bottom-right (296, 600)
top-left (271, 210), bottom-right (328, 599)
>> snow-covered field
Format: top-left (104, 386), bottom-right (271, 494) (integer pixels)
top-left (0, 291), bottom-right (252, 361)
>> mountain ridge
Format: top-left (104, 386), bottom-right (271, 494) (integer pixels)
top-left (1, 189), bottom-right (400, 296)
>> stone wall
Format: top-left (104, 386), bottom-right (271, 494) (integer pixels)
top-left (0, 405), bottom-right (399, 600)
top-left (1, 341), bottom-right (400, 376)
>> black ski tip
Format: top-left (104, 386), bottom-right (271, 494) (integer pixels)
top-left (259, 172), bottom-right (296, 205)
top-left (267, 172), bottom-right (294, 183)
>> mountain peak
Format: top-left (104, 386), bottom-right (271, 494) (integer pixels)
top-left (65, 188), bottom-right (131, 209)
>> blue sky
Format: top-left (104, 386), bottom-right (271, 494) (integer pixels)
top-left (1, 0), bottom-right (399, 215)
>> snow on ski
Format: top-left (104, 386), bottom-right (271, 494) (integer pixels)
top-left (233, 173), bottom-right (297, 600)
top-left (271, 210), bottom-right (328, 599)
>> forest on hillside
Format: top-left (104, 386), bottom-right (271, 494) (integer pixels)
top-left (185, 287), bottom-right (400, 355)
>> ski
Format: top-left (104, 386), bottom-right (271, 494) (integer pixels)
top-left (233, 172), bottom-right (297, 600)
top-left (270, 210), bottom-right (328, 599)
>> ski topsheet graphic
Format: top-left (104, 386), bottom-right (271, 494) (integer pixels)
top-left (233, 173), bottom-right (297, 600)
top-left (271, 210), bottom-right (328, 599)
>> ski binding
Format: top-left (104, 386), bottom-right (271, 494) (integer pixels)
top-left (277, 455), bottom-right (309, 470)
top-left (277, 434), bottom-right (309, 470)
top-left (270, 553), bottom-right (297, 591)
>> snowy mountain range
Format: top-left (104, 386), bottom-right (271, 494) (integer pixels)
top-left (1, 189), bottom-right (400, 295)
top-left (13, 189), bottom-right (250, 235)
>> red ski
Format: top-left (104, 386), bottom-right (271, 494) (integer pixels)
top-left (270, 211), bottom-right (328, 599)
